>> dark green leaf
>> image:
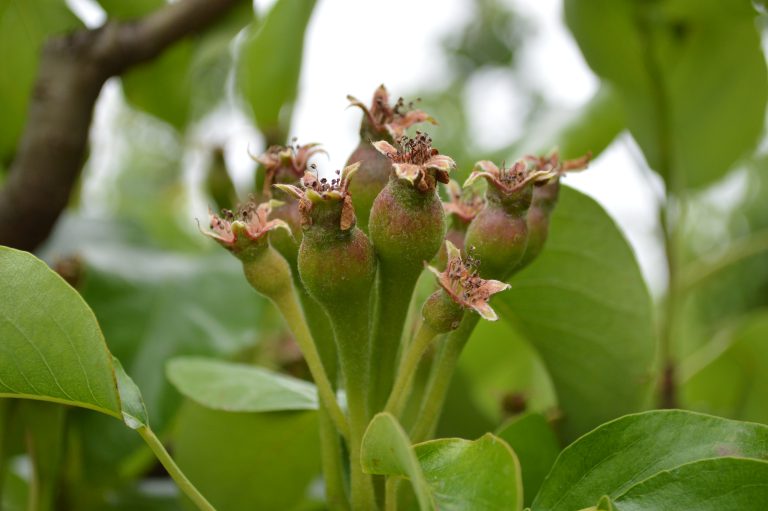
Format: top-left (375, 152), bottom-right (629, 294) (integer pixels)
top-left (613, 457), bottom-right (768, 511)
top-left (0, 0), bottom-right (83, 162)
top-left (174, 401), bottom-right (321, 511)
top-left (565, 0), bottom-right (767, 189)
top-left (531, 410), bottom-right (768, 511)
top-left (498, 186), bottom-right (656, 441)
top-left (167, 357), bottom-right (317, 412)
top-left (237, 0), bottom-right (317, 141)
top-left (361, 413), bottom-right (433, 510)
top-left (497, 413), bottom-right (560, 507)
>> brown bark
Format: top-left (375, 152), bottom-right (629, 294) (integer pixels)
top-left (0, 0), bottom-right (245, 251)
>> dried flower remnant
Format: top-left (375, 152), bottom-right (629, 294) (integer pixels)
top-left (374, 132), bottom-right (455, 192)
top-left (465, 159), bottom-right (557, 196)
top-left (199, 199), bottom-right (290, 256)
top-left (525, 151), bottom-right (592, 178)
top-left (347, 84), bottom-right (436, 140)
top-left (427, 241), bottom-right (510, 321)
top-left (443, 179), bottom-right (485, 224)
top-left (255, 141), bottom-right (327, 197)
top-left (275, 162), bottom-right (360, 231)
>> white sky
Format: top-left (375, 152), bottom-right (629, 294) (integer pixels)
top-left (72, 0), bottom-right (668, 293)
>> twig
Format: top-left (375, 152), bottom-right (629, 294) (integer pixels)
top-left (0, 0), bottom-right (245, 251)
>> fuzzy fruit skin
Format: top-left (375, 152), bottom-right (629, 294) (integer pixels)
top-left (465, 205), bottom-right (528, 282)
top-left (297, 206), bottom-right (377, 510)
top-left (367, 176), bottom-right (446, 412)
top-left (369, 177), bottom-right (446, 271)
top-left (299, 226), bottom-right (376, 307)
top-left (240, 244), bottom-right (294, 299)
top-left (520, 180), bottom-right (560, 268)
top-left (347, 141), bottom-right (392, 233)
top-left (422, 290), bottom-right (464, 334)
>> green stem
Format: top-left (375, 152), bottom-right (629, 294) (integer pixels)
top-left (385, 477), bottom-right (400, 511)
top-left (272, 290), bottom-right (350, 440)
top-left (0, 400), bottom-right (12, 508)
top-left (369, 264), bottom-right (421, 413)
top-left (137, 427), bottom-right (216, 511)
top-left (326, 306), bottom-right (377, 511)
top-left (318, 407), bottom-right (350, 511)
top-left (385, 322), bottom-right (438, 417)
top-left (410, 315), bottom-right (480, 442)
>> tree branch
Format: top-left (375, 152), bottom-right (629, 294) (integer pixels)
top-left (0, 0), bottom-right (245, 251)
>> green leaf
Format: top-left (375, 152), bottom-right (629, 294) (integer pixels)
top-left (121, 40), bottom-right (194, 130)
top-left (188, 1), bottom-right (256, 119)
top-left (448, 318), bottom-right (556, 436)
top-left (96, 0), bottom-right (163, 19)
top-left (565, 0), bottom-right (767, 189)
top-left (361, 413), bottom-right (433, 510)
top-left (0, 246), bottom-right (121, 418)
top-left (167, 357), bottom-right (318, 412)
top-left (118, 1), bottom-right (255, 128)
top-left (531, 410), bottom-right (768, 511)
top-left (174, 401), bottom-right (320, 511)
top-left (237, 0), bottom-right (317, 141)
top-left (613, 457), bottom-right (768, 511)
top-left (496, 413), bottom-right (560, 507)
top-left (414, 435), bottom-right (523, 511)
top-left (19, 401), bottom-right (66, 511)
top-left (0, 0), bottom-right (83, 162)
top-left (497, 186), bottom-right (656, 441)
top-left (682, 312), bottom-right (768, 425)
top-left (113, 357), bottom-right (148, 429)
top-left (0, 247), bottom-right (149, 432)
top-left (363, 415), bottom-right (523, 511)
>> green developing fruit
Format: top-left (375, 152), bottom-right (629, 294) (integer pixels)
top-left (346, 85), bottom-right (436, 231)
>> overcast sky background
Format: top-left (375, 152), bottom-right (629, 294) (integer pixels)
top-left (69, 0), bottom-right (673, 293)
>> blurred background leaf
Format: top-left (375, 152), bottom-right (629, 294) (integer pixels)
top-left (237, 0), bottom-right (317, 144)
top-left (0, 0), bottom-right (83, 165)
top-left (174, 401), bottom-right (321, 511)
top-left (564, 0), bottom-right (767, 190)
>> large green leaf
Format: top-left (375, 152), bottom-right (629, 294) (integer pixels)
top-left (565, 0), bottom-right (767, 189)
top-left (167, 357), bottom-right (317, 412)
top-left (237, 0), bottom-right (316, 141)
top-left (0, 246), bottom-right (121, 419)
top-left (414, 435), bottom-right (522, 511)
top-left (681, 311), bottom-right (768, 425)
top-left (0, 0), bottom-right (83, 162)
top-left (496, 413), bottom-right (560, 507)
top-left (361, 413), bottom-right (433, 510)
top-left (174, 401), bottom-right (321, 511)
top-left (612, 457), bottom-right (768, 511)
top-left (497, 186), bottom-right (655, 441)
top-left (363, 414), bottom-right (522, 511)
top-left (531, 410), bottom-right (768, 511)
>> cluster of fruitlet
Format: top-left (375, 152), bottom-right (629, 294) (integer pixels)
top-left (200, 85), bottom-right (589, 510)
